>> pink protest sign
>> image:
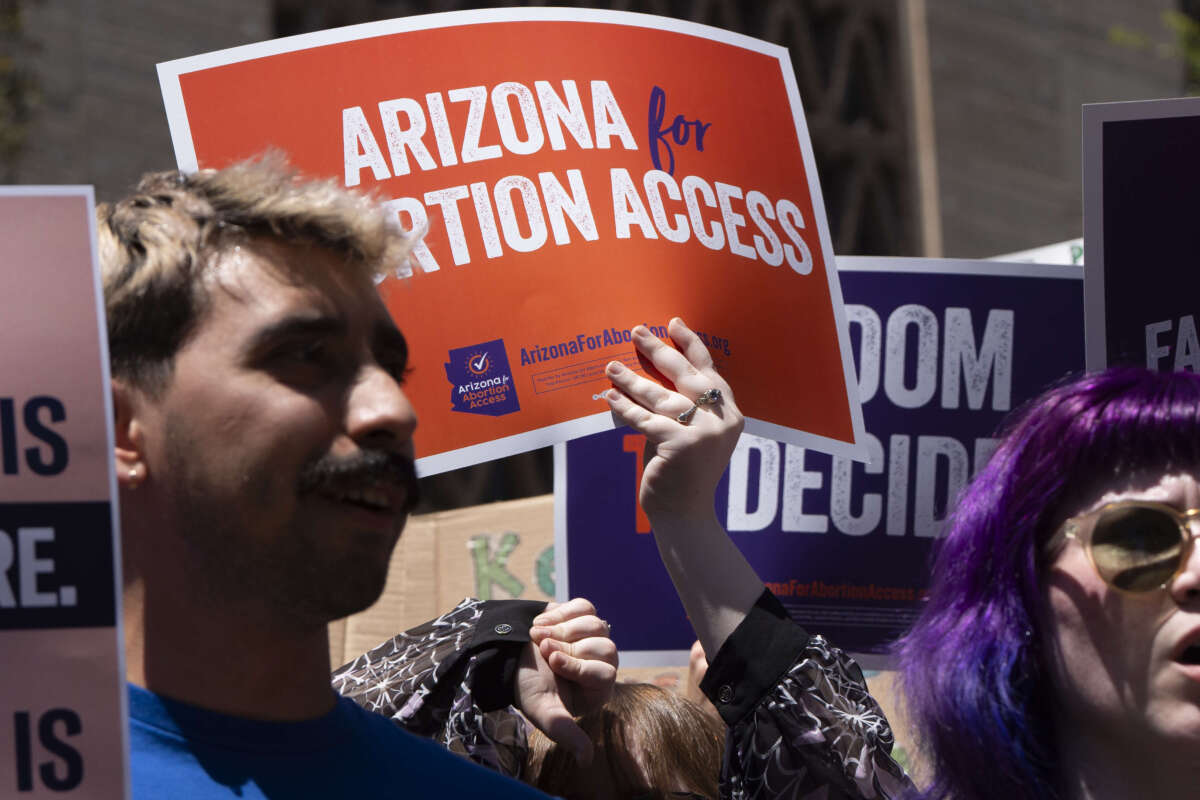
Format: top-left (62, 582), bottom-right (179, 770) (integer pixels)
top-left (0, 188), bottom-right (127, 798)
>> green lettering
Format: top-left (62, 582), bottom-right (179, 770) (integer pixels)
top-left (469, 532), bottom-right (524, 599)
top-left (535, 545), bottom-right (555, 597)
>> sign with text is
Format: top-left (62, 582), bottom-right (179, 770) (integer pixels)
top-left (556, 258), bottom-right (1084, 668)
top-left (157, 8), bottom-right (865, 476)
top-left (1083, 97), bottom-right (1200, 371)
top-left (0, 189), bottom-right (127, 798)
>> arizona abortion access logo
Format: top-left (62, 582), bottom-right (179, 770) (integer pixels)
top-left (445, 339), bottom-right (520, 417)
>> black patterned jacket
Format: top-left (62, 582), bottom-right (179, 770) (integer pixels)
top-left (331, 593), bottom-right (914, 799)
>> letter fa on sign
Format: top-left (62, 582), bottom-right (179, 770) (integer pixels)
top-left (1145, 315), bottom-right (1200, 372)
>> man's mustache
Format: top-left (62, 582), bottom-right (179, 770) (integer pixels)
top-left (298, 449), bottom-right (420, 513)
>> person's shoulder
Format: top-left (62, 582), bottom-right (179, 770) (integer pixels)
top-left (336, 697), bottom-right (550, 797)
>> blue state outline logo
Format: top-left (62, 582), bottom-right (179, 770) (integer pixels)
top-left (445, 339), bottom-right (520, 417)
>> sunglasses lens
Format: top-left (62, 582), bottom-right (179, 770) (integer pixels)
top-left (1091, 505), bottom-right (1185, 591)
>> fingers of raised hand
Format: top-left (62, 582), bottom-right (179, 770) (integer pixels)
top-left (604, 385), bottom-right (660, 435)
top-left (606, 377), bottom-right (736, 444)
top-left (604, 360), bottom-right (691, 420)
top-left (630, 323), bottom-right (708, 388)
top-left (667, 317), bottom-right (716, 372)
top-left (532, 597), bottom-right (596, 629)
top-left (541, 637), bottom-right (619, 687)
top-left (540, 634), bottom-right (618, 667)
top-left (608, 321), bottom-right (736, 423)
top-left (530, 613), bottom-right (611, 646)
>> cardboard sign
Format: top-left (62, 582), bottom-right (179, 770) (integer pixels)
top-left (157, 8), bottom-right (866, 475)
top-left (1083, 97), bottom-right (1200, 371)
top-left (556, 257), bottom-right (1084, 667)
top-left (0, 189), bottom-right (127, 797)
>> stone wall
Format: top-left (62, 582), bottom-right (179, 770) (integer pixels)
top-left (9, 2), bottom-right (1194, 259)
top-left (925, 1), bottom-right (1182, 256)
top-left (12, 0), bottom-right (271, 200)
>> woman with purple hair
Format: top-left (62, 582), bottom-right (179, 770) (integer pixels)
top-left (608, 320), bottom-right (1200, 800)
top-left (896, 366), bottom-right (1200, 800)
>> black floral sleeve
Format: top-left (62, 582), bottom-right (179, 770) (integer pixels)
top-left (331, 598), bottom-right (545, 779)
top-left (335, 593), bottom-right (914, 799)
top-left (701, 591), bottom-right (916, 800)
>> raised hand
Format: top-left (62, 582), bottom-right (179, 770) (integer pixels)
top-left (602, 317), bottom-right (763, 658)
top-left (514, 598), bottom-right (617, 765)
top-left (602, 318), bottom-right (743, 523)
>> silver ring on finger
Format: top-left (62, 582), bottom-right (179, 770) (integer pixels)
top-left (677, 388), bottom-right (722, 424)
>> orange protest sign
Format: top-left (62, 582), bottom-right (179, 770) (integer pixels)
top-left (158, 9), bottom-right (866, 474)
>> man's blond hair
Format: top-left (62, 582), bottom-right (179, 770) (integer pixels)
top-left (99, 154), bottom-right (411, 394)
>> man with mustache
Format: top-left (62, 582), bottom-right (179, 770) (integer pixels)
top-left (101, 158), bottom-right (613, 797)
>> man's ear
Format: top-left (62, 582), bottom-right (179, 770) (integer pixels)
top-left (112, 378), bottom-right (148, 490)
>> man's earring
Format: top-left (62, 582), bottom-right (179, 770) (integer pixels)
top-left (128, 465), bottom-right (143, 489)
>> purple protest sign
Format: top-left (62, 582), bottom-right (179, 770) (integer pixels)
top-left (1083, 97), bottom-right (1200, 371)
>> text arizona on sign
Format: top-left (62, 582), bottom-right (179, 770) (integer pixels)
top-left (343, 80), bottom-right (637, 186)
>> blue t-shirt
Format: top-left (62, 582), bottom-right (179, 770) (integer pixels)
top-left (128, 684), bottom-right (550, 798)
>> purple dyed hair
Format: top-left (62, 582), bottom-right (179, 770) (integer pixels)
top-left (895, 367), bottom-right (1200, 800)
